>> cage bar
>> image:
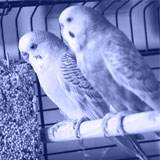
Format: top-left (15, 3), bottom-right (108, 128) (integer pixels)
top-left (143, 1), bottom-right (155, 51)
top-left (129, 0), bottom-right (143, 44)
top-left (0, 7), bottom-right (7, 59)
top-left (30, 5), bottom-right (39, 31)
top-left (102, 0), bottom-right (117, 15)
top-left (15, 1), bottom-right (24, 59)
top-left (92, 0), bottom-right (102, 9)
top-left (115, 0), bottom-right (129, 28)
top-left (45, 3), bottom-right (55, 31)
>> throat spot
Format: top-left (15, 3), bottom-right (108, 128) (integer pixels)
top-left (34, 55), bottom-right (42, 60)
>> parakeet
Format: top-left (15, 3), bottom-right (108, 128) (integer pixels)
top-left (19, 31), bottom-right (110, 121)
top-left (59, 5), bottom-right (160, 119)
top-left (59, 5), bottom-right (160, 159)
top-left (19, 31), bottom-right (149, 160)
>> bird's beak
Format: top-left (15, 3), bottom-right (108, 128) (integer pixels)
top-left (59, 23), bottom-right (64, 31)
top-left (21, 52), bottom-right (29, 62)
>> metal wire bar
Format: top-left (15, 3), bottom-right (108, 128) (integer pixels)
top-left (115, 0), bottom-right (129, 28)
top-left (0, 2), bottom-right (11, 16)
top-left (0, 1), bottom-right (11, 59)
top-left (44, 139), bottom-right (160, 156)
top-left (148, 154), bottom-right (160, 159)
top-left (40, 122), bottom-right (57, 127)
top-left (139, 48), bottom-right (160, 56)
top-left (140, 139), bottom-right (160, 144)
top-left (120, 154), bottom-right (160, 160)
top-left (45, 144), bottom-right (116, 156)
top-left (102, 0), bottom-right (117, 15)
top-left (36, 77), bottom-right (48, 160)
top-left (15, 1), bottom-right (24, 59)
top-left (129, 0), bottom-right (143, 44)
top-left (0, 0), bottom-right (110, 9)
top-left (151, 66), bottom-right (160, 70)
top-left (30, 5), bottom-right (39, 31)
top-left (92, 0), bottom-right (102, 9)
top-left (117, 154), bottom-right (160, 160)
top-left (0, 8), bottom-right (7, 59)
top-left (38, 108), bottom-right (59, 112)
top-left (65, 2), bottom-right (72, 8)
top-left (157, 6), bottom-right (160, 48)
top-left (143, 1), bottom-right (155, 51)
top-left (81, 0), bottom-right (87, 6)
top-left (45, 3), bottom-right (55, 31)
top-left (36, 94), bottom-right (47, 97)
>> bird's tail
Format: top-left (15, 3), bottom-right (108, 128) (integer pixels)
top-left (112, 135), bottom-right (149, 160)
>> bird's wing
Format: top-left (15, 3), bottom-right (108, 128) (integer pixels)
top-left (59, 52), bottom-right (109, 120)
top-left (102, 30), bottom-right (159, 110)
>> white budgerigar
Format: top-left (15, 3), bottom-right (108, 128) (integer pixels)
top-left (19, 31), bottom-right (109, 121)
top-left (19, 31), bottom-right (149, 160)
top-left (59, 5), bottom-right (160, 159)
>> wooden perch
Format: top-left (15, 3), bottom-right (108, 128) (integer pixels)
top-left (41, 111), bottom-right (160, 143)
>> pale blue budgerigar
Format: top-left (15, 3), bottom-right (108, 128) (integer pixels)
top-left (59, 5), bottom-right (160, 120)
top-left (19, 31), bottom-right (149, 160)
top-left (59, 5), bottom-right (160, 159)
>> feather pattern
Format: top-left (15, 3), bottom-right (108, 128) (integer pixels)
top-left (102, 29), bottom-right (160, 110)
top-left (60, 52), bottom-right (109, 120)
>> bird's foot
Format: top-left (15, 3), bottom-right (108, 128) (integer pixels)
top-left (73, 117), bottom-right (90, 138)
top-left (102, 111), bottom-right (137, 137)
top-left (116, 110), bottom-right (137, 136)
top-left (41, 120), bottom-right (73, 142)
top-left (74, 117), bottom-right (92, 160)
top-left (102, 112), bottom-right (116, 137)
top-left (52, 120), bottom-right (73, 132)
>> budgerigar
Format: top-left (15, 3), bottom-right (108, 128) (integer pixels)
top-left (59, 5), bottom-right (160, 159)
top-left (19, 31), bottom-right (149, 160)
top-left (59, 6), bottom-right (159, 112)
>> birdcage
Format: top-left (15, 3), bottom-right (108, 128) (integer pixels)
top-left (0, 0), bottom-right (160, 160)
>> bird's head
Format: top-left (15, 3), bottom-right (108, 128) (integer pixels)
top-left (19, 31), bottom-right (67, 73)
top-left (59, 6), bottom-right (108, 53)
top-left (19, 30), bottom-right (66, 62)
top-left (19, 31), bottom-right (49, 63)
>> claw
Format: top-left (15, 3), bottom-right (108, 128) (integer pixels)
top-left (116, 111), bottom-right (137, 136)
top-left (74, 117), bottom-right (89, 138)
top-left (102, 111), bottom-right (137, 137)
top-left (74, 117), bottom-right (91, 160)
top-left (102, 112), bottom-right (116, 137)
top-left (52, 120), bottom-right (72, 132)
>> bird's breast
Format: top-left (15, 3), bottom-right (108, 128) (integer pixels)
top-left (36, 65), bottom-right (86, 120)
top-left (37, 66), bottom-right (68, 107)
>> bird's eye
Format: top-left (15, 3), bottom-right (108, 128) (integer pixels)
top-left (66, 17), bottom-right (73, 22)
top-left (68, 31), bottom-right (75, 38)
top-left (30, 43), bottom-right (37, 49)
